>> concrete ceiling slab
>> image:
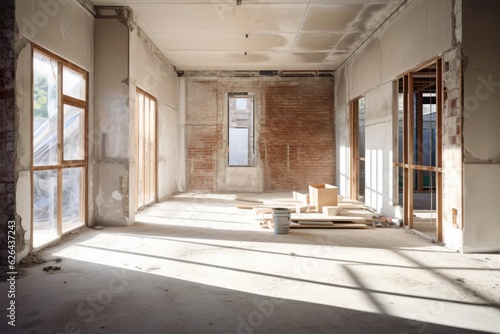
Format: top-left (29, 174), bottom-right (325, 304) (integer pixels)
top-left (91, 0), bottom-right (404, 71)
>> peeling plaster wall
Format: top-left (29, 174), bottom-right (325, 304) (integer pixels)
top-left (129, 30), bottom-right (179, 202)
top-left (462, 0), bottom-right (500, 252)
top-left (14, 0), bottom-right (94, 257)
top-left (14, 46), bottom-right (31, 260)
top-left (94, 19), bottom-right (130, 226)
top-left (336, 0), bottom-right (458, 239)
top-left (1, 0), bottom-right (17, 265)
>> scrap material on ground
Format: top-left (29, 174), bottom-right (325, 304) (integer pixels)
top-left (236, 191), bottom-right (378, 229)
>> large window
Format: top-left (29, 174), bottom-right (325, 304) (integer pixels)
top-left (136, 89), bottom-right (157, 210)
top-left (228, 93), bottom-right (254, 166)
top-left (32, 48), bottom-right (87, 249)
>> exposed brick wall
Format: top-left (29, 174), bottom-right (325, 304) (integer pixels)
top-left (187, 125), bottom-right (221, 192)
top-left (442, 48), bottom-right (463, 230)
top-left (0, 0), bottom-right (16, 267)
top-left (260, 78), bottom-right (335, 191)
top-left (185, 76), bottom-right (335, 193)
top-left (186, 80), bottom-right (220, 192)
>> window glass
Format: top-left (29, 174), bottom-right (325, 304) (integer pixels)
top-left (228, 95), bottom-right (254, 166)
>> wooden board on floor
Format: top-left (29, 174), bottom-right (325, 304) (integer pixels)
top-left (290, 213), bottom-right (366, 222)
top-left (290, 222), bottom-right (369, 229)
top-left (338, 203), bottom-right (368, 209)
top-left (340, 209), bottom-right (379, 220)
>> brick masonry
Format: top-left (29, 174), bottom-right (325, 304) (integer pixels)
top-left (442, 48), bottom-right (463, 229)
top-left (186, 76), bottom-right (335, 193)
top-left (186, 80), bottom-right (220, 192)
top-left (0, 0), bottom-right (17, 267)
top-left (260, 79), bottom-right (335, 191)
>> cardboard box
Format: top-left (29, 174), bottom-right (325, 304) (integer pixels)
top-left (309, 184), bottom-right (338, 212)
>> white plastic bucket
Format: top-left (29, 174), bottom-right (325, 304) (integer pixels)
top-left (272, 208), bottom-right (291, 234)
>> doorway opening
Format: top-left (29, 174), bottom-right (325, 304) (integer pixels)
top-left (394, 59), bottom-right (443, 242)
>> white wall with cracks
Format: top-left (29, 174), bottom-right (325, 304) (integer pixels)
top-left (462, 0), bottom-right (500, 252)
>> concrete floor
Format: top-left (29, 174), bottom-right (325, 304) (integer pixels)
top-left (1, 193), bottom-right (500, 334)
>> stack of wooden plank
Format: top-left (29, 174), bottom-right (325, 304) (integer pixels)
top-left (235, 192), bottom-right (380, 230)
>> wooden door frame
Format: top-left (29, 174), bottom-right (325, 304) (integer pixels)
top-left (395, 58), bottom-right (443, 242)
top-left (350, 96), bottom-right (364, 201)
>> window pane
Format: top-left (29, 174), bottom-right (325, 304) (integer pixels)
top-left (62, 167), bottom-right (84, 233)
top-left (144, 96), bottom-right (150, 203)
top-left (63, 104), bottom-right (85, 160)
top-left (137, 93), bottom-right (145, 208)
top-left (358, 97), bottom-right (365, 159)
top-left (228, 96), bottom-right (254, 166)
top-left (398, 78), bottom-right (404, 164)
top-left (33, 51), bottom-right (59, 166)
top-left (33, 169), bottom-right (58, 248)
top-left (63, 66), bottom-right (86, 100)
top-left (149, 99), bottom-right (156, 203)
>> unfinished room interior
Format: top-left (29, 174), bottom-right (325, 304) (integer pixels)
top-left (1, 0), bottom-right (500, 332)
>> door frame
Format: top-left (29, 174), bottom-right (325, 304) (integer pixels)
top-left (394, 58), bottom-right (443, 242)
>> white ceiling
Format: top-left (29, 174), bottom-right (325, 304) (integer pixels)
top-left (90, 0), bottom-right (404, 71)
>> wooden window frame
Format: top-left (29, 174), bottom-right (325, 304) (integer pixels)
top-left (31, 45), bottom-right (89, 250)
top-left (136, 88), bottom-right (158, 211)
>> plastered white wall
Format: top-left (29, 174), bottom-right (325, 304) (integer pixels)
top-left (16, 0), bottom-right (94, 72)
top-left (364, 82), bottom-right (394, 215)
top-left (348, 0), bottom-right (452, 99)
top-left (335, 66), bottom-right (350, 199)
top-left (94, 19), bottom-right (130, 225)
top-left (462, 0), bottom-right (500, 252)
top-left (157, 103), bottom-right (180, 200)
top-left (463, 165), bottom-right (500, 252)
top-left (336, 0), bottom-right (454, 221)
